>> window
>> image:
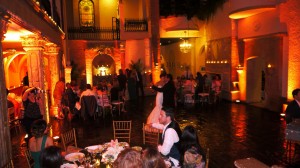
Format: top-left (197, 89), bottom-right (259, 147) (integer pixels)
top-left (79, 0), bottom-right (95, 27)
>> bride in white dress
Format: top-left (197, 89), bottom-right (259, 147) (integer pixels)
top-left (146, 74), bottom-right (166, 124)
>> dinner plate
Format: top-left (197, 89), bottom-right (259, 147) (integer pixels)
top-left (65, 152), bottom-right (85, 162)
top-left (86, 145), bottom-right (104, 153)
top-left (60, 163), bottom-right (78, 168)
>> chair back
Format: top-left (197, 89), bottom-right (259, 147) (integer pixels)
top-left (2, 159), bottom-right (14, 168)
top-left (113, 120), bottom-right (131, 143)
top-left (81, 96), bottom-right (98, 118)
top-left (99, 93), bottom-right (111, 107)
top-left (25, 149), bottom-right (34, 168)
top-left (61, 128), bottom-right (77, 151)
top-left (205, 148), bottom-right (209, 168)
top-left (8, 107), bottom-right (21, 134)
top-left (143, 123), bottom-right (160, 147)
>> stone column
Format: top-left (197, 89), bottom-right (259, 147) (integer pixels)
top-left (85, 50), bottom-right (94, 85)
top-left (280, 0), bottom-right (300, 100)
top-left (65, 66), bottom-right (72, 84)
top-left (21, 35), bottom-right (49, 122)
top-left (0, 10), bottom-right (12, 167)
top-left (44, 43), bottom-right (59, 108)
top-left (150, 0), bottom-right (161, 83)
top-left (231, 19), bottom-right (242, 101)
top-left (120, 42), bottom-right (125, 70)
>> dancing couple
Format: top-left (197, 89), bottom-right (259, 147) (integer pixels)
top-left (146, 73), bottom-right (176, 124)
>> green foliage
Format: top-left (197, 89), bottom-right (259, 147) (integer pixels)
top-left (129, 59), bottom-right (144, 72)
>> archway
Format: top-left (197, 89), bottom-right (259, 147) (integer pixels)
top-left (85, 47), bottom-right (121, 86)
top-left (92, 54), bottom-right (116, 85)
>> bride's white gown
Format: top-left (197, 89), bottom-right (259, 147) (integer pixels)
top-left (147, 85), bottom-right (163, 124)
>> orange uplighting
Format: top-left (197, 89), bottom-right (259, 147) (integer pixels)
top-left (229, 7), bottom-right (275, 19)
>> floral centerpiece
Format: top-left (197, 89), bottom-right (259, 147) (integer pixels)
top-left (101, 139), bottom-right (125, 164)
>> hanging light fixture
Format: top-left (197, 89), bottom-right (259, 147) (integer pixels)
top-left (180, 31), bottom-right (192, 53)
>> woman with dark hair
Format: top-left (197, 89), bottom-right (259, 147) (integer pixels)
top-left (29, 119), bottom-right (53, 168)
top-left (142, 147), bottom-right (166, 168)
top-left (113, 148), bottom-right (143, 168)
top-left (181, 125), bottom-right (205, 168)
top-left (40, 146), bottom-right (63, 168)
top-left (22, 87), bottom-right (43, 138)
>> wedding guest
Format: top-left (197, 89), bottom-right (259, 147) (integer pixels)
top-left (117, 69), bottom-right (127, 93)
top-left (40, 146), bottom-right (63, 168)
top-left (142, 147), bottom-right (166, 168)
top-left (285, 88), bottom-right (300, 123)
top-left (22, 87), bottom-right (43, 138)
top-left (181, 125), bottom-right (205, 168)
top-left (151, 74), bottom-right (176, 108)
top-left (29, 119), bottom-right (53, 168)
top-left (53, 77), bottom-right (65, 119)
top-left (151, 107), bottom-right (181, 167)
top-left (113, 148), bottom-right (143, 168)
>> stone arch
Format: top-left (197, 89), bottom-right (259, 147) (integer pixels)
top-left (4, 51), bottom-right (27, 88)
top-left (85, 46), bottom-right (121, 85)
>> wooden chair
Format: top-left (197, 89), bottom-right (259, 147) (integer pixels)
top-left (61, 128), bottom-right (78, 152)
top-left (24, 149), bottom-right (34, 168)
top-left (2, 159), bottom-right (14, 168)
top-left (113, 120), bottom-right (131, 143)
top-left (205, 148), bottom-right (209, 168)
top-left (8, 107), bottom-right (21, 134)
top-left (98, 94), bottom-right (113, 118)
top-left (143, 123), bottom-right (160, 147)
top-left (111, 92), bottom-right (125, 116)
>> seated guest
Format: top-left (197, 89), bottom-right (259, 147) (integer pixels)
top-left (40, 146), bottom-right (63, 168)
top-left (181, 125), bottom-right (205, 168)
top-left (113, 148), bottom-right (143, 168)
top-left (286, 88), bottom-right (300, 123)
top-left (29, 119), bottom-right (53, 168)
top-left (142, 147), bottom-right (166, 168)
top-left (151, 107), bottom-right (181, 167)
top-left (183, 147), bottom-right (205, 168)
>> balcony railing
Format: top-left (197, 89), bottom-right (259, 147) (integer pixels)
top-left (124, 19), bottom-right (148, 32)
top-left (67, 18), bottom-right (120, 40)
top-left (67, 27), bottom-right (120, 40)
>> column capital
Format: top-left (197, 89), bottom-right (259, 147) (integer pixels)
top-left (45, 43), bottom-right (60, 54)
top-left (0, 10), bottom-right (11, 41)
top-left (21, 34), bottom-right (46, 50)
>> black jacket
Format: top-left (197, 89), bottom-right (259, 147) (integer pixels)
top-left (152, 81), bottom-right (176, 108)
top-left (286, 100), bottom-right (300, 123)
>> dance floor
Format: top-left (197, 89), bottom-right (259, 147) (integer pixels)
top-left (10, 96), bottom-right (298, 168)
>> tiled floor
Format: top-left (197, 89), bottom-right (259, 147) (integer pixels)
top-left (11, 96), bottom-right (299, 168)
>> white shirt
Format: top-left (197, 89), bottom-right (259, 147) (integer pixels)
top-left (152, 122), bottom-right (180, 166)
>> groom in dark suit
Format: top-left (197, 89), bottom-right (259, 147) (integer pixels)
top-left (151, 74), bottom-right (176, 108)
top-left (286, 88), bottom-right (300, 123)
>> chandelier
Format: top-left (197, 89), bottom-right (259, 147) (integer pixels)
top-left (180, 31), bottom-right (192, 53)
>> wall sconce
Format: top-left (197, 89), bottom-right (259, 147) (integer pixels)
top-left (266, 63), bottom-right (274, 76)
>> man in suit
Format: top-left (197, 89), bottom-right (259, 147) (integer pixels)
top-left (152, 74), bottom-right (176, 108)
top-left (117, 69), bottom-right (127, 93)
top-left (151, 107), bottom-right (181, 167)
top-left (286, 88), bottom-right (300, 123)
top-left (136, 70), bottom-right (144, 97)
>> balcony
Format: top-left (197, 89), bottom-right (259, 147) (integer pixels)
top-left (67, 27), bottom-right (120, 41)
top-left (124, 19), bottom-right (148, 32)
